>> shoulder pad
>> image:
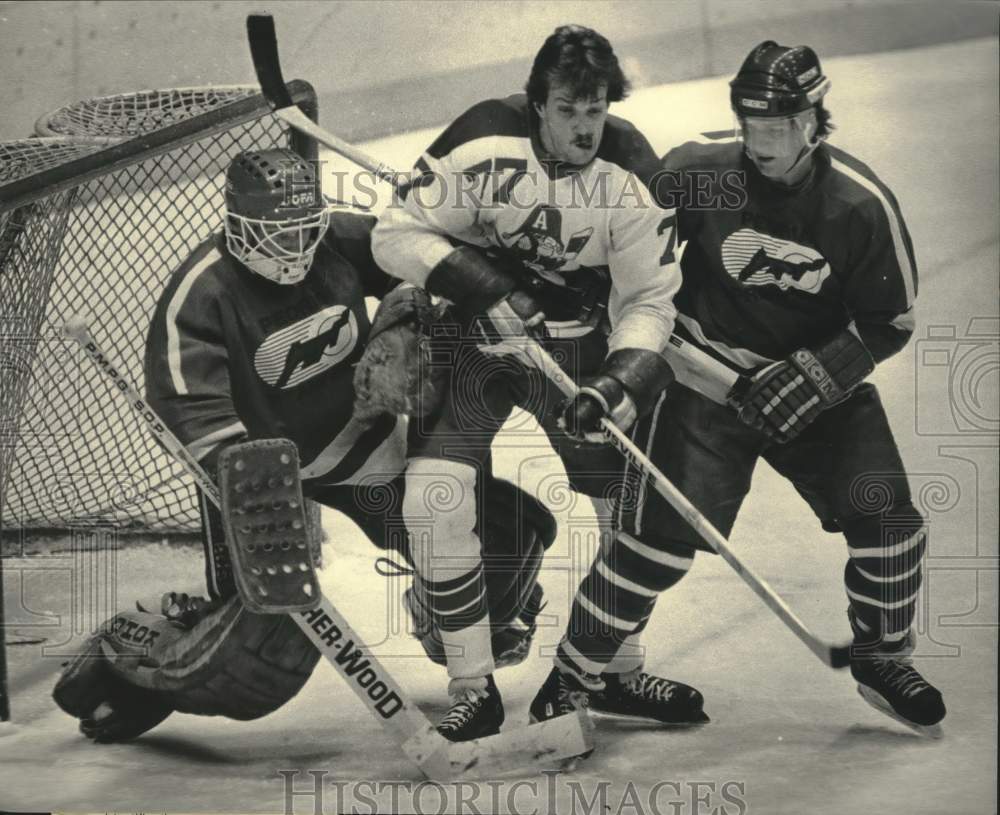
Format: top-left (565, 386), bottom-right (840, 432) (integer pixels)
top-left (661, 135), bottom-right (741, 173)
top-left (427, 96), bottom-right (529, 160)
top-left (596, 115), bottom-right (659, 180)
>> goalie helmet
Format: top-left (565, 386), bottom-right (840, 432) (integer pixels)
top-left (729, 41), bottom-right (830, 118)
top-left (224, 149), bottom-right (329, 285)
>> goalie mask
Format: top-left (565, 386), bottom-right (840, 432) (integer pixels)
top-left (730, 41), bottom-right (830, 182)
top-left (224, 149), bottom-right (329, 285)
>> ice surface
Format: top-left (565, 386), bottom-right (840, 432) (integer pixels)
top-left (1, 38), bottom-right (996, 815)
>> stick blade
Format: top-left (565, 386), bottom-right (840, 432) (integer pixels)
top-left (828, 642), bottom-right (853, 669)
top-left (246, 13), bottom-right (294, 109)
top-left (63, 313), bottom-right (93, 344)
top-left (441, 709), bottom-right (595, 779)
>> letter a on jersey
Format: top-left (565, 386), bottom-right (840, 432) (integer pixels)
top-left (502, 205), bottom-right (593, 273)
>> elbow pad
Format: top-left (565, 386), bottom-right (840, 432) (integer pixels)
top-left (424, 246), bottom-right (519, 315)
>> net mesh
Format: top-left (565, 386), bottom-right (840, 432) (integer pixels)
top-left (35, 86), bottom-right (260, 140)
top-left (0, 139), bottom-right (115, 183)
top-left (1, 86), bottom-right (310, 535)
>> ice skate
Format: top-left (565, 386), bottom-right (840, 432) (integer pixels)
top-left (851, 647), bottom-right (945, 738)
top-left (437, 675), bottom-right (505, 742)
top-left (529, 666), bottom-right (595, 724)
top-left (591, 669), bottom-right (709, 726)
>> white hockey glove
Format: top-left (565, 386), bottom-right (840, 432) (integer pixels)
top-left (560, 348), bottom-right (675, 443)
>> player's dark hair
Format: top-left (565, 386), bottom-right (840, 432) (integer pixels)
top-left (525, 25), bottom-right (630, 108)
top-left (815, 102), bottom-right (834, 138)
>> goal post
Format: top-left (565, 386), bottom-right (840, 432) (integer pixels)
top-left (0, 81), bottom-right (319, 541)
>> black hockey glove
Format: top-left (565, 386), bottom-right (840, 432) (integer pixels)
top-left (425, 246), bottom-right (546, 338)
top-left (560, 348), bottom-right (675, 443)
top-left (736, 329), bottom-right (875, 443)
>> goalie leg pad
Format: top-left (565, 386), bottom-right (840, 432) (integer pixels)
top-left (53, 622), bottom-right (174, 742)
top-left (218, 438), bottom-right (320, 613)
top-left (54, 596), bottom-right (321, 739)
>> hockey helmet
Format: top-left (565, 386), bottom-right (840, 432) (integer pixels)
top-left (729, 41), bottom-right (830, 118)
top-left (224, 149), bottom-right (329, 285)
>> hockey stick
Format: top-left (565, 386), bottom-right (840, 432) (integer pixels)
top-left (246, 10), bottom-right (748, 407)
top-left (247, 14), bottom-right (399, 186)
top-left (63, 315), bottom-right (592, 779)
top-left (487, 301), bottom-right (853, 669)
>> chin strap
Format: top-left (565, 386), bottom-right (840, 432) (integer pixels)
top-left (784, 136), bottom-right (822, 178)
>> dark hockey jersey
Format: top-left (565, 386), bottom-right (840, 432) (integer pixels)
top-left (372, 93), bottom-right (680, 351)
top-left (144, 211), bottom-right (405, 485)
top-left (659, 132), bottom-right (917, 372)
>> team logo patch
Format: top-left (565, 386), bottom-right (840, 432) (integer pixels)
top-left (501, 204), bottom-right (593, 274)
top-left (255, 306), bottom-right (358, 389)
top-left (722, 228), bottom-right (831, 293)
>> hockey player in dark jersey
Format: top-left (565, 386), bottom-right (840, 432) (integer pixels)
top-left (51, 148), bottom-right (556, 743)
top-left (532, 41), bottom-right (946, 738)
top-left (370, 25), bottom-right (704, 741)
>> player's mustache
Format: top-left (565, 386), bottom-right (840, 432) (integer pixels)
top-left (573, 136), bottom-right (594, 148)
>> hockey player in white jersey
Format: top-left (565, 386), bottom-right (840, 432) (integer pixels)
top-left (372, 25), bottom-right (706, 741)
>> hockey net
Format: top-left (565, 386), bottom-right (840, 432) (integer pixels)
top-left (0, 83), bottom-right (318, 540)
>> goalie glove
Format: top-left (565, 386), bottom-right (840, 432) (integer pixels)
top-left (425, 246), bottom-right (546, 339)
top-left (735, 329), bottom-right (875, 443)
top-left (560, 348), bottom-right (675, 443)
top-left (352, 284), bottom-right (448, 421)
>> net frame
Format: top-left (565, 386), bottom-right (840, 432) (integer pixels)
top-left (0, 81), bottom-right (318, 538)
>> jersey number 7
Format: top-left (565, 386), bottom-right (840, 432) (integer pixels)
top-left (657, 214), bottom-right (677, 266)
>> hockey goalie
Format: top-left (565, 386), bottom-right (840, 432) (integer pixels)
top-left (52, 148), bottom-right (557, 743)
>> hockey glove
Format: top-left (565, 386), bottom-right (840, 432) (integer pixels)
top-left (353, 284), bottom-right (448, 421)
top-left (560, 348), bottom-right (675, 443)
top-left (425, 246), bottom-right (546, 339)
top-left (736, 329), bottom-right (875, 443)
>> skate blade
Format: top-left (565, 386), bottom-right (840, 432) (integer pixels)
top-left (856, 684), bottom-right (944, 739)
top-left (589, 707), bottom-right (710, 727)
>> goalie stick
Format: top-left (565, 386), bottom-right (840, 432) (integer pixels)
top-left (63, 315), bottom-right (593, 779)
top-left (246, 11), bottom-right (749, 407)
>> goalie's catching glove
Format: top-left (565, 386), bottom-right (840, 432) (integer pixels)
top-left (560, 348), bottom-right (675, 443)
top-left (353, 284), bottom-right (448, 421)
top-left (735, 329), bottom-right (875, 443)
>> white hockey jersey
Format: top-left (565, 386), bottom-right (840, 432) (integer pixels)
top-left (371, 94), bottom-right (680, 353)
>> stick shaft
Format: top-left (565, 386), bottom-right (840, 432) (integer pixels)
top-left (486, 307), bottom-right (850, 668)
top-left (275, 107), bottom-right (400, 186)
